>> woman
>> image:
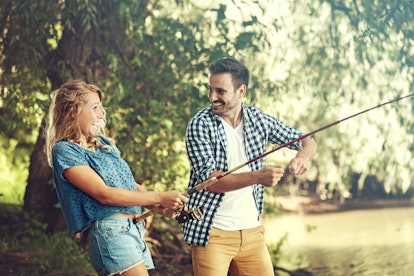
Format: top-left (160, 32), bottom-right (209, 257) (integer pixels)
top-left (45, 80), bottom-right (187, 276)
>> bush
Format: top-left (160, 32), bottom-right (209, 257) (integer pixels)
top-left (0, 204), bottom-right (95, 275)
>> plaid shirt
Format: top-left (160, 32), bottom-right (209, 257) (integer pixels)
top-left (182, 104), bottom-right (304, 246)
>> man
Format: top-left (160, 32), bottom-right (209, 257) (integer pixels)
top-left (182, 58), bottom-right (317, 276)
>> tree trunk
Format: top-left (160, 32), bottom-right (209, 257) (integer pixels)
top-left (23, 119), bottom-right (66, 232)
top-left (21, 4), bottom-right (91, 232)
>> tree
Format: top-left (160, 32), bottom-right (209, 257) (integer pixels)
top-left (322, 0), bottom-right (414, 196)
top-left (0, 0), bottom-right (277, 229)
top-left (260, 0), bottom-right (414, 198)
top-left (1, 0), bottom-right (413, 232)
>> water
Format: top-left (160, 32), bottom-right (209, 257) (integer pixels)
top-left (262, 207), bottom-right (414, 275)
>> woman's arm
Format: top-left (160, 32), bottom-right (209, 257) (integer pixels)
top-left (63, 166), bottom-right (187, 209)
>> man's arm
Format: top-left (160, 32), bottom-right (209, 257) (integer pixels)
top-left (207, 136), bottom-right (317, 192)
top-left (206, 165), bottom-right (285, 193)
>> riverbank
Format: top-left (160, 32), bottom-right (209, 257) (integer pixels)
top-left (275, 196), bottom-right (414, 214)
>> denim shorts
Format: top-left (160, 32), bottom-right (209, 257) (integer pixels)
top-left (88, 215), bottom-right (155, 276)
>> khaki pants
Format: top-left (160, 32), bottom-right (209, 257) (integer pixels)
top-left (191, 225), bottom-right (274, 276)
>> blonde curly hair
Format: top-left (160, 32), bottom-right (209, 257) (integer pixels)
top-left (45, 80), bottom-right (110, 167)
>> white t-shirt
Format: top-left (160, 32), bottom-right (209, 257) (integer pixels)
top-left (212, 118), bottom-right (261, 230)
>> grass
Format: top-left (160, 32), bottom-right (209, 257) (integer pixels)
top-left (0, 203), bottom-right (95, 275)
top-left (0, 203), bottom-right (196, 276)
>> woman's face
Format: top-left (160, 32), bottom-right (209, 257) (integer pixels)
top-left (78, 92), bottom-right (104, 138)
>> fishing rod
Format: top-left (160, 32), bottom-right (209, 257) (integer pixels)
top-left (133, 93), bottom-right (414, 224)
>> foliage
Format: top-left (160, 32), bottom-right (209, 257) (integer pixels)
top-left (0, 136), bottom-right (29, 204)
top-left (0, 0), bottom-right (413, 260)
top-left (0, 0), bottom-right (412, 274)
top-left (1, 0), bottom-right (411, 202)
top-left (269, 232), bottom-right (311, 276)
top-left (96, 0), bottom-right (278, 190)
top-left (317, 0), bottom-right (414, 194)
top-left (258, 0), bottom-right (414, 197)
top-left (0, 0), bottom-right (279, 196)
top-left (0, 204), bottom-right (95, 275)
top-left (268, 232), bottom-right (289, 266)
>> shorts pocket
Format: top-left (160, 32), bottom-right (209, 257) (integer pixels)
top-left (97, 218), bottom-right (131, 240)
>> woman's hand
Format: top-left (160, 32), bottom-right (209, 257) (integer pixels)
top-left (159, 190), bottom-right (188, 210)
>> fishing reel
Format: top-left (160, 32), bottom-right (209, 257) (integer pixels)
top-left (176, 206), bottom-right (204, 224)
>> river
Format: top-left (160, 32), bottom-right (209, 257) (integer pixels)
top-left (262, 206), bottom-right (414, 276)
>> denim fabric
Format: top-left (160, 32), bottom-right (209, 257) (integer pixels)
top-left (89, 216), bottom-right (154, 276)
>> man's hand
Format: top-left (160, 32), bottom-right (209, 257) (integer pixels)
top-left (288, 157), bottom-right (309, 176)
top-left (158, 206), bottom-right (182, 219)
top-left (256, 165), bottom-right (285, 187)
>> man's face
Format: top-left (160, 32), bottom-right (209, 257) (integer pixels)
top-left (208, 72), bottom-right (245, 117)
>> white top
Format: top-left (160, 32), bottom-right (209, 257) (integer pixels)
top-left (212, 118), bottom-right (261, 230)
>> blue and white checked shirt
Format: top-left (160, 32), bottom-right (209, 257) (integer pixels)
top-left (182, 104), bottom-right (304, 246)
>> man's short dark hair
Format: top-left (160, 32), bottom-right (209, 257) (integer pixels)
top-left (209, 58), bottom-right (249, 90)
